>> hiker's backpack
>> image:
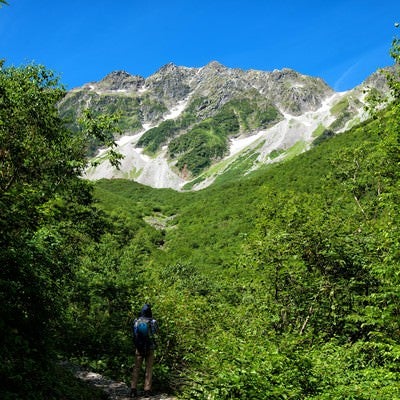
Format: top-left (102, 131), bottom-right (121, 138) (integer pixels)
top-left (133, 317), bottom-right (153, 356)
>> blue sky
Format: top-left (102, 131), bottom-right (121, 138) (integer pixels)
top-left (0, 1), bottom-right (398, 91)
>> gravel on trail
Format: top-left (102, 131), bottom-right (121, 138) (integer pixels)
top-left (69, 364), bottom-right (177, 400)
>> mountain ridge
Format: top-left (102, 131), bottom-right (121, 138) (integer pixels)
top-left (58, 62), bottom-right (389, 190)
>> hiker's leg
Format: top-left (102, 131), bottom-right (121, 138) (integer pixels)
top-left (131, 350), bottom-right (144, 390)
top-left (144, 350), bottom-right (155, 391)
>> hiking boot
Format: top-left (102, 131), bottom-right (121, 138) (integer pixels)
top-left (129, 388), bottom-right (137, 398)
top-left (143, 390), bottom-right (152, 398)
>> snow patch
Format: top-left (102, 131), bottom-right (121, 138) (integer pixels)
top-left (215, 91), bottom-right (350, 175)
top-left (85, 99), bottom-right (191, 190)
top-left (85, 89), bottom-right (366, 191)
top-left (257, 92), bottom-right (349, 161)
top-left (228, 131), bottom-right (266, 157)
top-left (163, 99), bottom-right (188, 120)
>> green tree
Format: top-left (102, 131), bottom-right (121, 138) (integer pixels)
top-left (0, 63), bottom-right (119, 399)
top-left (359, 31), bottom-right (400, 340)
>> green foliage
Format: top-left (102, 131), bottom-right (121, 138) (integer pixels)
top-left (0, 63), bottom-right (124, 399)
top-left (136, 96), bottom-right (280, 176)
top-left (329, 95), bottom-right (362, 131)
top-left (3, 32), bottom-right (400, 400)
top-left (169, 121), bottom-right (229, 175)
top-left (268, 148), bottom-right (285, 159)
top-left (311, 123), bottom-right (325, 138)
top-left (138, 119), bottom-right (179, 153)
top-left (387, 36), bottom-right (400, 99)
top-left (86, 61), bottom-right (400, 396)
top-left (312, 128), bottom-right (335, 146)
top-left (137, 110), bottom-right (197, 154)
top-left (59, 91), bottom-right (148, 134)
top-left (90, 94), bottom-right (142, 131)
top-left (79, 109), bottom-right (124, 169)
top-left (167, 98), bottom-right (280, 176)
top-left (330, 97), bottom-right (349, 115)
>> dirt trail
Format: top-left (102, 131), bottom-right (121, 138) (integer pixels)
top-left (75, 368), bottom-right (177, 400)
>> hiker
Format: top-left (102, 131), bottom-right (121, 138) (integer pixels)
top-left (130, 304), bottom-right (158, 398)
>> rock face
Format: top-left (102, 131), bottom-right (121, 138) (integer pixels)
top-left (97, 71), bottom-right (145, 91)
top-left (58, 62), bottom-right (389, 191)
top-left (144, 63), bottom-right (195, 104)
top-left (61, 62), bottom-right (333, 125)
top-left (244, 68), bottom-right (333, 115)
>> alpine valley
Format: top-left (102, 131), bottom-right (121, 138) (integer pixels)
top-left (58, 62), bottom-right (389, 190)
top-left (3, 42), bottom-right (400, 399)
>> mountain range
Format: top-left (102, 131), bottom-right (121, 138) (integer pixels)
top-left (58, 62), bottom-right (389, 190)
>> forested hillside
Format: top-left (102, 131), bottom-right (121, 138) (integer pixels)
top-left (1, 34), bottom-right (400, 400)
top-left (88, 97), bottom-right (400, 398)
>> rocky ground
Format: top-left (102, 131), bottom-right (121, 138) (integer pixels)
top-left (69, 364), bottom-right (177, 400)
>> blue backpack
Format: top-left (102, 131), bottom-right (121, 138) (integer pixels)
top-left (133, 317), bottom-right (152, 356)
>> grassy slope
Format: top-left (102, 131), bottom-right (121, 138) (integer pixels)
top-left (94, 116), bottom-right (378, 275)
top-left (89, 114), bottom-right (396, 398)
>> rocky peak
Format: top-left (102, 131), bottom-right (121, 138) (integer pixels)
top-left (244, 68), bottom-right (333, 115)
top-left (269, 68), bottom-right (299, 81)
top-left (153, 62), bottom-right (178, 75)
top-left (97, 70), bottom-right (145, 91)
top-left (60, 61), bottom-right (390, 190)
top-left (203, 61), bottom-right (228, 73)
top-left (151, 62), bottom-right (197, 79)
top-left (144, 63), bottom-right (196, 103)
top-left (361, 66), bottom-right (391, 93)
